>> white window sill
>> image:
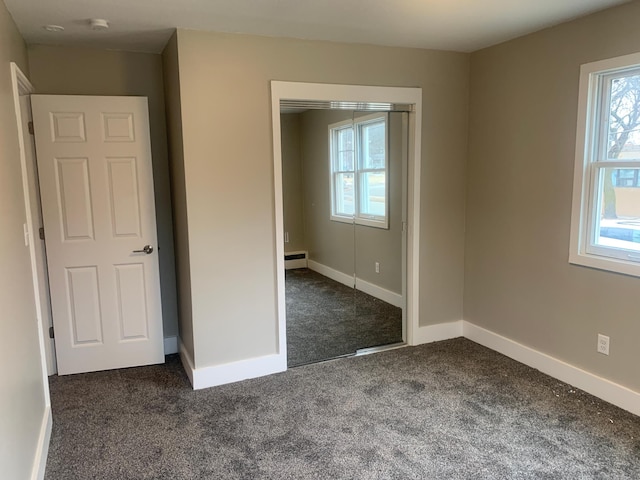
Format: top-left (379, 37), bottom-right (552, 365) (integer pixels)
top-left (569, 251), bottom-right (640, 278)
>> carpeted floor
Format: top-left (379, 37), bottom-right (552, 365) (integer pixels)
top-left (45, 338), bottom-right (640, 479)
top-left (286, 268), bottom-right (402, 366)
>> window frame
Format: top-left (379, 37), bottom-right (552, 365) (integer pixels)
top-left (329, 112), bottom-right (389, 229)
top-left (570, 51), bottom-right (640, 277)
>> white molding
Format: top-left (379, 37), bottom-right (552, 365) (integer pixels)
top-left (307, 259), bottom-right (354, 288)
top-left (355, 278), bottom-right (403, 308)
top-left (271, 81), bottom-right (421, 356)
top-left (410, 320), bottom-right (463, 346)
top-left (307, 259), bottom-right (403, 307)
top-left (285, 258), bottom-right (307, 269)
top-left (284, 251), bottom-right (308, 270)
top-left (31, 405), bottom-right (52, 480)
top-left (192, 354), bottom-right (286, 390)
top-left (463, 321), bottom-right (640, 417)
top-left (179, 338), bottom-right (286, 390)
top-left (163, 335), bottom-right (178, 355)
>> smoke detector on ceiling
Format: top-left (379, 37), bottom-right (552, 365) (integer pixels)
top-left (43, 25), bottom-right (65, 33)
top-left (89, 19), bottom-right (109, 30)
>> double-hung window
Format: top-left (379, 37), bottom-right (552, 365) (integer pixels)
top-left (571, 52), bottom-right (640, 277)
top-left (329, 113), bottom-right (388, 229)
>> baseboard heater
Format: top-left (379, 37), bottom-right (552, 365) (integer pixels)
top-left (285, 251), bottom-right (308, 270)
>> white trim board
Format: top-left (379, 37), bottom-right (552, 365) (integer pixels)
top-left (410, 320), bottom-right (463, 346)
top-left (32, 406), bottom-right (52, 480)
top-left (462, 321), bottom-right (640, 418)
top-left (271, 81), bottom-right (422, 355)
top-left (285, 251), bottom-right (308, 270)
top-left (307, 259), bottom-right (403, 308)
top-left (307, 259), bottom-right (353, 288)
top-left (285, 258), bottom-right (307, 269)
top-left (180, 340), bottom-right (286, 390)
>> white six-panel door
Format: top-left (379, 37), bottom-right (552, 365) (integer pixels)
top-left (31, 95), bottom-right (164, 375)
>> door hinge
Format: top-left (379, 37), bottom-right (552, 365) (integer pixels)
top-left (39, 227), bottom-right (45, 240)
top-left (49, 326), bottom-right (54, 339)
top-left (28, 121), bottom-right (34, 135)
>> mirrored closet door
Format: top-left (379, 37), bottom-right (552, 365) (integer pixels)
top-left (281, 102), bottom-right (408, 367)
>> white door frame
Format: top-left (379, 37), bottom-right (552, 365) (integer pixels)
top-left (10, 63), bottom-right (52, 397)
top-left (270, 81), bottom-right (423, 366)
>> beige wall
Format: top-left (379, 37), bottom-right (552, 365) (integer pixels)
top-left (173, 29), bottom-right (469, 368)
top-left (466, 1), bottom-right (640, 392)
top-left (300, 109), bottom-right (404, 293)
top-left (27, 44), bottom-right (179, 339)
top-left (301, 109), bottom-right (355, 275)
top-left (162, 32), bottom-right (195, 361)
top-left (280, 113), bottom-right (306, 253)
top-left (0, 0), bottom-right (48, 477)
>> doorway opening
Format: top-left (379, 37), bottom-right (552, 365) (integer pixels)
top-left (271, 82), bottom-right (423, 368)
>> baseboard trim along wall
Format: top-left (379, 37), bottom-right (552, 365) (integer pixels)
top-left (176, 318), bottom-right (640, 418)
top-left (355, 278), bottom-right (403, 308)
top-left (284, 251), bottom-right (308, 270)
top-left (307, 259), bottom-right (353, 287)
top-left (32, 405), bottom-right (52, 480)
top-left (307, 259), bottom-right (403, 308)
top-left (411, 320), bottom-right (463, 346)
top-left (179, 339), bottom-right (287, 390)
top-left (462, 321), bottom-right (640, 418)
top-left (163, 335), bottom-right (178, 355)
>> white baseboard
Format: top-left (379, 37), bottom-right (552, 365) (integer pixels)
top-left (31, 405), bottom-right (52, 480)
top-left (307, 259), bottom-right (354, 288)
top-left (285, 258), bottom-right (307, 269)
top-left (176, 317), bottom-right (640, 417)
top-left (163, 335), bottom-right (178, 355)
top-left (463, 321), bottom-right (640, 417)
top-left (308, 259), bottom-right (402, 307)
top-left (355, 278), bottom-right (403, 308)
top-left (285, 251), bottom-right (308, 270)
top-left (410, 320), bottom-right (463, 346)
top-left (179, 339), bottom-right (286, 390)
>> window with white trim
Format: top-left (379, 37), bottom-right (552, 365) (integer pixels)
top-left (329, 113), bottom-right (388, 229)
top-left (571, 52), bottom-right (640, 277)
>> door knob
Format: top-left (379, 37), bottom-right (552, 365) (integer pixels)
top-left (133, 245), bottom-right (153, 254)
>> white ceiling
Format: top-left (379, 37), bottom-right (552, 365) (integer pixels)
top-left (4, 0), bottom-right (632, 54)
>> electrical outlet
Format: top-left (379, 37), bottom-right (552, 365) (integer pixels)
top-left (597, 334), bottom-right (610, 356)
top-left (375, 262), bottom-right (380, 273)
top-left (284, 232), bottom-right (289, 243)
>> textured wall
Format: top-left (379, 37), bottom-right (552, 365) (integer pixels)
top-left (465, 1), bottom-right (640, 392)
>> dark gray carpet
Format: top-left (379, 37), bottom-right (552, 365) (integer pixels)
top-left (45, 338), bottom-right (640, 479)
top-left (286, 268), bottom-right (402, 366)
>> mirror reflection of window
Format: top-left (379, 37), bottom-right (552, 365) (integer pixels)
top-left (330, 113), bottom-right (388, 229)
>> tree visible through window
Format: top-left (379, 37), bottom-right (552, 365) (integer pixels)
top-left (330, 114), bottom-right (388, 228)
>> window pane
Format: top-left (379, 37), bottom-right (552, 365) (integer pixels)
top-left (359, 121), bottom-right (385, 169)
top-left (594, 168), bottom-right (640, 251)
top-left (359, 172), bottom-right (386, 217)
top-left (338, 127), bottom-right (353, 152)
top-left (606, 74), bottom-right (640, 161)
top-left (335, 173), bottom-right (354, 216)
top-left (338, 151), bottom-right (354, 172)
